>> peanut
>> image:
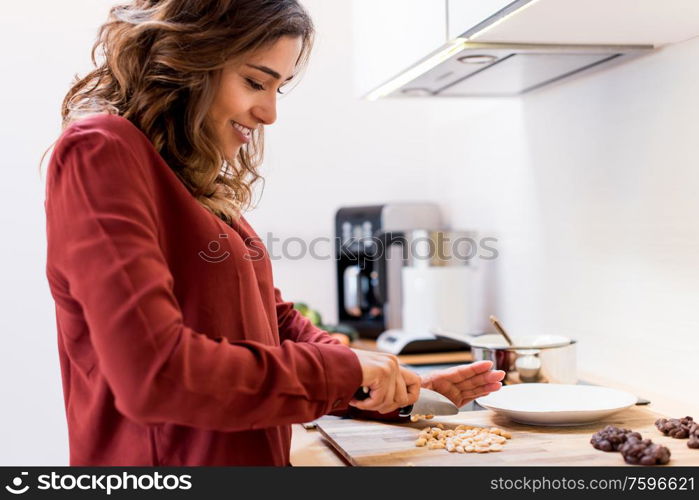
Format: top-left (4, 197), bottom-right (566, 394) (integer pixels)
top-left (490, 427), bottom-right (512, 439)
top-left (411, 414), bottom-right (435, 422)
top-left (415, 424), bottom-right (513, 454)
top-left (428, 441), bottom-right (446, 450)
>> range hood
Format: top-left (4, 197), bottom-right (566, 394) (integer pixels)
top-left (364, 0), bottom-right (699, 99)
top-left (370, 41), bottom-right (651, 99)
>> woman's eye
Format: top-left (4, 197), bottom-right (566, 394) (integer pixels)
top-left (246, 76), bottom-right (288, 95)
top-left (245, 78), bottom-right (265, 91)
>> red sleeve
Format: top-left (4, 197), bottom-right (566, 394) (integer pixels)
top-left (274, 289), bottom-right (361, 417)
top-left (274, 288), bottom-right (342, 345)
top-left (45, 124), bottom-right (362, 432)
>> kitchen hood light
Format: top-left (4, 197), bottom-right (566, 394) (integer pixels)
top-left (401, 88), bottom-right (433, 96)
top-left (363, 0), bottom-right (657, 99)
top-left (365, 37), bottom-right (467, 100)
top-left (457, 54), bottom-right (498, 64)
top-left (466, 0), bottom-right (543, 41)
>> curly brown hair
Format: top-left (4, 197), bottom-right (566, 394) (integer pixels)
top-left (60, 0), bottom-right (314, 223)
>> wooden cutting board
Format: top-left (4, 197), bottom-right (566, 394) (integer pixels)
top-left (316, 406), bottom-right (699, 466)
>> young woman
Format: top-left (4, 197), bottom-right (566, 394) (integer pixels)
top-left (44, 0), bottom-right (504, 466)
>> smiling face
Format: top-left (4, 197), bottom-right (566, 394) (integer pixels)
top-left (208, 36), bottom-right (303, 162)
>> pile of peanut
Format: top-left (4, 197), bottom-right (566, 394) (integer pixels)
top-left (410, 414), bottom-right (434, 422)
top-left (414, 423), bottom-right (512, 453)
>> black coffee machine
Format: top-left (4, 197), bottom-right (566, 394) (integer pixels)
top-left (335, 203), bottom-right (443, 339)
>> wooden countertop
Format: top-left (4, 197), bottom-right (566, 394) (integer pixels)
top-left (313, 406), bottom-right (699, 466)
top-left (291, 406), bottom-right (698, 467)
top-left (290, 340), bottom-right (697, 466)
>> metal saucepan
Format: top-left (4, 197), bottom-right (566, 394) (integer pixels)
top-left (433, 330), bottom-right (578, 384)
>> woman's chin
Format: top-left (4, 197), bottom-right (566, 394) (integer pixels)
top-left (222, 147), bottom-right (241, 164)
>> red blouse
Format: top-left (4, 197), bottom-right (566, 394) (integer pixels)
top-left (44, 114), bottom-right (362, 466)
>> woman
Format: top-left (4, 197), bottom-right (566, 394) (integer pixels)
top-left (44, 0), bottom-right (504, 466)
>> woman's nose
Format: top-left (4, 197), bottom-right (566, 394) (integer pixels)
top-left (252, 95), bottom-right (277, 126)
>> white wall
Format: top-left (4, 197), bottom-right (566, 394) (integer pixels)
top-left (427, 37), bottom-right (699, 411)
top-left (1, 0), bottom-right (697, 465)
top-left (255, 1), bottom-right (699, 413)
top-left (0, 1), bottom-right (117, 465)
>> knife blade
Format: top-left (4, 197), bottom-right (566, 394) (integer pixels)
top-left (400, 388), bottom-right (459, 417)
top-left (353, 387), bottom-right (458, 417)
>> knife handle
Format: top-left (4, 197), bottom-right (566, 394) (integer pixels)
top-left (353, 386), bottom-right (370, 400)
top-left (398, 405), bottom-right (414, 417)
top-left (353, 387), bottom-right (413, 416)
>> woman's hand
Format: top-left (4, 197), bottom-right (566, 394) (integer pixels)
top-left (421, 360), bottom-right (505, 408)
top-left (349, 349), bottom-right (421, 414)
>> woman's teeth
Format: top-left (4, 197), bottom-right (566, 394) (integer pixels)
top-left (232, 121), bottom-right (252, 138)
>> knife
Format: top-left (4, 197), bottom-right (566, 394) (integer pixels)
top-left (353, 387), bottom-right (459, 417)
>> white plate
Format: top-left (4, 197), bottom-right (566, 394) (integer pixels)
top-left (476, 384), bottom-right (638, 426)
top-left (468, 334), bottom-right (572, 349)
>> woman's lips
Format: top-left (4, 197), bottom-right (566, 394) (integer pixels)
top-left (231, 121), bottom-right (252, 144)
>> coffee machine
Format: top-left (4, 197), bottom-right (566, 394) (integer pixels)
top-left (335, 203), bottom-right (443, 338)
